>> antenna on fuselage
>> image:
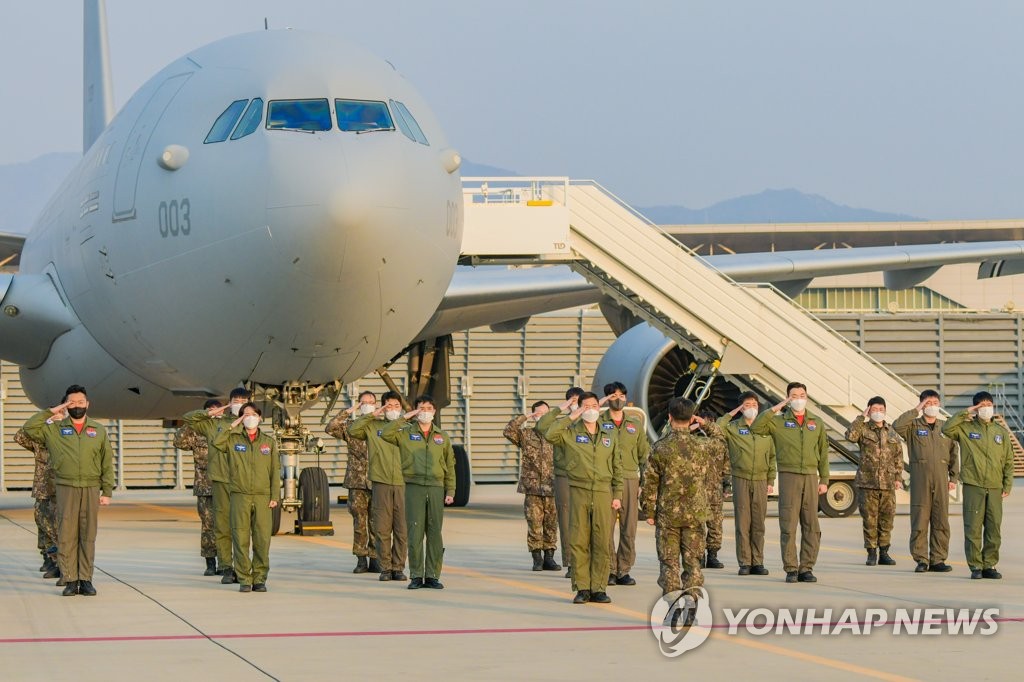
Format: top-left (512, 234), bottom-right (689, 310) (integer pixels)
top-left (83, 0), bottom-right (114, 154)
top-left (264, 17), bottom-right (268, 30)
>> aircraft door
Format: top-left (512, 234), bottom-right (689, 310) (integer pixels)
top-left (112, 72), bottom-right (192, 222)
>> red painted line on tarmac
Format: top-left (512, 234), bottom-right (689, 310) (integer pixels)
top-left (2, 618), bottom-right (1020, 645)
top-left (0, 624), bottom-right (651, 645)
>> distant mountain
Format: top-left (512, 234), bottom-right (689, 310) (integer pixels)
top-left (0, 152), bottom-right (79, 234)
top-left (639, 188), bottom-right (920, 224)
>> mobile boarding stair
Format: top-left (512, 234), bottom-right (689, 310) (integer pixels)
top-left (460, 177), bottom-right (974, 514)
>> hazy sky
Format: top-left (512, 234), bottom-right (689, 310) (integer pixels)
top-left (3, 1), bottom-right (1024, 218)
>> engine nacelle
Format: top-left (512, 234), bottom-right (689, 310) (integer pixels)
top-left (592, 323), bottom-right (741, 440)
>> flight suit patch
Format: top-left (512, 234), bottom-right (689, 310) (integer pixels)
top-left (625, 424), bottom-right (637, 434)
top-left (738, 427), bottom-right (751, 435)
top-left (85, 427), bottom-right (97, 438)
top-left (234, 444), bottom-right (247, 452)
top-left (576, 435), bottom-right (590, 444)
top-left (433, 435), bottom-right (445, 445)
top-left (601, 437), bottom-right (612, 448)
top-left (260, 445), bottom-right (271, 455)
top-left (916, 429), bottom-right (930, 436)
top-left (377, 430), bottom-right (383, 437)
top-left (968, 432), bottom-right (982, 440)
top-left (60, 427), bottom-right (74, 436)
top-left (601, 423), bottom-right (615, 431)
top-left (995, 435), bottom-right (1003, 444)
top-left (409, 433), bottom-right (423, 441)
top-left (807, 422), bottom-right (817, 431)
top-left (784, 421), bottom-right (797, 429)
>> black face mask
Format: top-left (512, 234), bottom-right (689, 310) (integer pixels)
top-left (608, 398), bottom-right (626, 410)
top-left (68, 407), bottom-right (87, 420)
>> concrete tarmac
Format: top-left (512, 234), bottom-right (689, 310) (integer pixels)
top-left (1, 484), bottom-right (1020, 681)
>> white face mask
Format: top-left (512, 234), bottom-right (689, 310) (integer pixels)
top-left (385, 409), bottom-right (402, 421)
top-left (230, 403), bottom-right (243, 416)
top-left (742, 407), bottom-right (758, 420)
top-left (417, 411), bottom-right (434, 424)
top-left (977, 406), bottom-right (994, 421)
top-left (242, 415), bottom-right (260, 430)
top-left (359, 403), bottom-right (375, 415)
top-left (869, 411), bottom-right (886, 423)
top-left (581, 408), bottom-right (600, 423)
top-left (923, 405), bottom-right (941, 418)
top-left (789, 398), bottom-right (807, 413)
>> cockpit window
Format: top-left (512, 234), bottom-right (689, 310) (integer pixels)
top-left (336, 99), bottom-right (394, 132)
top-left (230, 98), bottom-right (264, 140)
top-left (204, 99), bottom-right (248, 144)
top-left (390, 100), bottom-right (429, 146)
top-left (266, 99), bottom-right (332, 132)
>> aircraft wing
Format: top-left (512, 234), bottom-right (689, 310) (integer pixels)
top-left (423, 239), bottom-right (1024, 339)
top-left (0, 232), bottom-right (26, 269)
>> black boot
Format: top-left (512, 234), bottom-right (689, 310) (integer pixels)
top-left (866, 548), bottom-right (877, 566)
top-left (705, 550), bottom-right (724, 569)
top-left (62, 580), bottom-right (79, 596)
top-left (39, 555), bottom-right (52, 573)
top-left (43, 564), bottom-right (60, 580)
top-left (367, 558), bottom-right (382, 573)
top-left (353, 556), bottom-right (369, 574)
top-left (204, 557), bottom-right (217, 576)
top-left (531, 550), bottom-right (544, 571)
top-left (878, 546), bottom-right (895, 566)
top-left (221, 567), bottom-right (237, 584)
top-left (542, 549), bottom-right (561, 571)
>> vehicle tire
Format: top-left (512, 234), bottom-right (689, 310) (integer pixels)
top-left (271, 502), bottom-right (282, 536)
top-left (298, 466), bottom-right (331, 522)
top-left (451, 446), bottom-right (471, 507)
top-left (819, 479), bottom-right (858, 518)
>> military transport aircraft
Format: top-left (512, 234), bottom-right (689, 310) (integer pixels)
top-left (4, 2), bottom-right (1024, 514)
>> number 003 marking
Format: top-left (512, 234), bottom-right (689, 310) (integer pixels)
top-left (158, 198), bottom-right (191, 237)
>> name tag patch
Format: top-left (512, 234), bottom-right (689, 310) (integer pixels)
top-left (260, 445), bottom-right (271, 455)
top-left (576, 435), bottom-right (590, 444)
top-left (601, 423), bottom-right (615, 431)
top-left (625, 424), bottom-right (637, 434)
top-left (433, 435), bottom-right (445, 445)
top-left (601, 437), bottom-right (612, 448)
top-left (784, 421), bottom-right (797, 429)
top-left (60, 427), bottom-right (74, 436)
top-left (409, 433), bottom-right (423, 441)
top-left (234, 444), bottom-right (247, 452)
top-left (85, 427), bottom-right (97, 438)
top-left (968, 432), bottom-right (982, 440)
top-left (738, 427), bottom-right (751, 435)
top-left (916, 429), bottom-right (930, 436)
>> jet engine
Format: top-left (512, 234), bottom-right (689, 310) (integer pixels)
top-left (592, 323), bottom-right (741, 440)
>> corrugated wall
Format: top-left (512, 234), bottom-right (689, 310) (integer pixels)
top-left (1, 310), bottom-right (1020, 491)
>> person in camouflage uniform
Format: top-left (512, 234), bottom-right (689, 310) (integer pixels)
top-left (642, 398), bottom-right (722, 599)
top-left (173, 399), bottom-right (219, 576)
top-left (503, 401), bottom-right (560, 571)
top-left (326, 391), bottom-right (380, 574)
top-left (701, 412), bottom-right (730, 570)
top-left (845, 396), bottom-right (904, 566)
top-left (15, 428), bottom-right (59, 578)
